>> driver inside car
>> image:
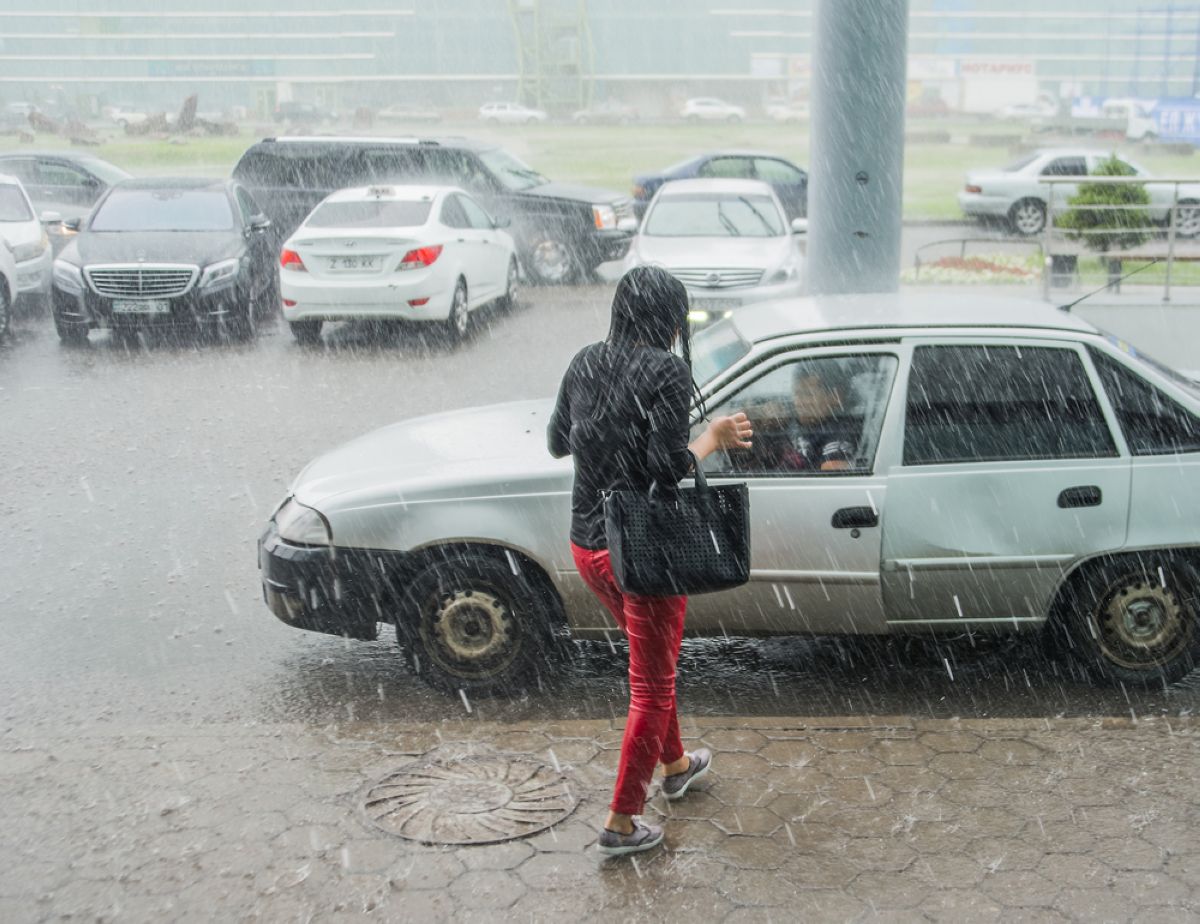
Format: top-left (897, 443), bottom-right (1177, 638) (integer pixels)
top-left (750, 362), bottom-right (862, 472)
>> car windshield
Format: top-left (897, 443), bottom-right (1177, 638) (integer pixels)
top-left (306, 199), bottom-right (432, 228)
top-left (1098, 330), bottom-right (1200, 401)
top-left (1004, 152), bottom-right (1041, 172)
top-left (478, 149), bottom-right (547, 191)
top-left (79, 159), bottom-right (131, 186)
top-left (690, 318), bottom-right (752, 387)
top-left (90, 189), bottom-right (234, 231)
top-left (0, 185), bottom-right (33, 222)
top-left (644, 193), bottom-right (785, 237)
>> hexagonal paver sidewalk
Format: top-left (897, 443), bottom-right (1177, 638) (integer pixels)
top-left (2, 714), bottom-right (1198, 921)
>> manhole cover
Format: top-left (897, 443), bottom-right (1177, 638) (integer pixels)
top-left (363, 755), bottom-right (577, 845)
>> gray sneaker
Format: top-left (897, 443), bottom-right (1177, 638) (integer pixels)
top-left (596, 818), bottom-right (664, 857)
top-left (661, 749), bottom-right (712, 802)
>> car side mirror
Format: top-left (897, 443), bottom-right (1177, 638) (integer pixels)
top-left (62, 217), bottom-right (82, 233)
top-left (493, 215), bottom-right (512, 229)
top-left (40, 210), bottom-right (62, 225)
top-left (250, 214), bottom-right (272, 233)
top-left (791, 217), bottom-right (808, 235)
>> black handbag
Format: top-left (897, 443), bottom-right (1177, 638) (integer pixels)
top-left (604, 452), bottom-right (750, 597)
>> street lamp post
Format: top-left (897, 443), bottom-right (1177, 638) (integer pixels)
top-left (806, 0), bottom-right (909, 296)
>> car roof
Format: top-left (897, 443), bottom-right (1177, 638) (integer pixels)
top-left (112, 177), bottom-right (231, 191)
top-left (251, 136), bottom-right (493, 153)
top-left (0, 150), bottom-right (111, 164)
top-left (730, 292), bottom-right (1100, 345)
top-left (657, 177), bottom-right (777, 196)
top-left (324, 184), bottom-right (449, 201)
top-left (0, 172), bottom-right (21, 186)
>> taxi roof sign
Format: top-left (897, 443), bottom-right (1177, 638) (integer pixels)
top-left (366, 186), bottom-right (395, 198)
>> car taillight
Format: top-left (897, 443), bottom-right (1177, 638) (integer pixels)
top-left (280, 249), bottom-right (306, 272)
top-left (408, 298), bottom-right (430, 306)
top-left (398, 245), bottom-right (443, 271)
top-left (965, 184), bottom-right (982, 194)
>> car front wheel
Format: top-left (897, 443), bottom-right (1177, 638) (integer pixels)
top-left (1008, 198), bottom-right (1047, 236)
top-left (1054, 555), bottom-right (1200, 687)
top-left (524, 232), bottom-right (577, 285)
top-left (397, 547), bottom-right (564, 697)
top-left (500, 258), bottom-right (520, 310)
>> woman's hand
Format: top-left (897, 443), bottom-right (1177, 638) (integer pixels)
top-left (690, 412), bottom-right (753, 461)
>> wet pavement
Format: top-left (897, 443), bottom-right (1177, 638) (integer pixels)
top-left (2, 285), bottom-right (1200, 920)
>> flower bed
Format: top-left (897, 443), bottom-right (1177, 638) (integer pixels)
top-left (903, 254), bottom-right (1040, 285)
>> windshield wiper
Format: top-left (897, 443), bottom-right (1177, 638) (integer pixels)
top-left (716, 201), bottom-right (741, 236)
top-left (737, 196), bottom-right (777, 234)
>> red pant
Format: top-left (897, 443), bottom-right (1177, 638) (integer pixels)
top-left (571, 542), bottom-right (687, 816)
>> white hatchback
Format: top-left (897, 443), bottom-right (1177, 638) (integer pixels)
top-left (0, 173), bottom-right (52, 308)
top-left (279, 185), bottom-right (519, 345)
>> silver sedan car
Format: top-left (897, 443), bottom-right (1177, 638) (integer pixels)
top-left (259, 293), bottom-right (1200, 695)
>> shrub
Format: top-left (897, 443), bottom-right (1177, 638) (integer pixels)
top-left (1058, 155), bottom-right (1151, 254)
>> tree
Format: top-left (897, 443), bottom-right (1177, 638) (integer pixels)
top-left (1058, 154), bottom-right (1151, 255)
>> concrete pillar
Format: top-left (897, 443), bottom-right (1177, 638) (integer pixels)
top-left (807, 0), bottom-right (908, 296)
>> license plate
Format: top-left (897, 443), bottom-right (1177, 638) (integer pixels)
top-left (691, 298), bottom-right (740, 313)
top-left (327, 255), bottom-right (378, 272)
top-left (112, 299), bottom-right (170, 314)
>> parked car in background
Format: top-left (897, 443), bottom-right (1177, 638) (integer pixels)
top-left (274, 101), bottom-right (336, 124)
top-left (279, 184), bottom-right (517, 346)
top-left (478, 102), bottom-right (548, 125)
top-left (0, 152), bottom-right (131, 239)
top-left (765, 99), bottom-right (809, 122)
top-left (0, 237), bottom-right (15, 337)
top-left (626, 178), bottom-right (803, 326)
top-left (259, 294), bottom-right (1200, 695)
top-left (51, 178), bottom-right (275, 344)
top-left (106, 106), bottom-right (148, 129)
top-left (234, 136), bottom-right (635, 285)
top-left (632, 150), bottom-right (808, 220)
top-left (958, 148), bottom-right (1200, 236)
top-left (0, 174), bottom-right (52, 310)
top-left (681, 97), bottom-right (746, 122)
top-left (570, 100), bottom-right (639, 124)
top-left (998, 95), bottom-right (1060, 121)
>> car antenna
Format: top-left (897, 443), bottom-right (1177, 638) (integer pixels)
top-left (1057, 258), bottom-right (1161, 313)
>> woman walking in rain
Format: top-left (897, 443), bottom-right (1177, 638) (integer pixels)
top-left (548, 265), bottom-right (753, 856)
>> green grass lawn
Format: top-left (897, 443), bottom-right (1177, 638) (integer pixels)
top-left (3, 119), bottom-right (1195, 222)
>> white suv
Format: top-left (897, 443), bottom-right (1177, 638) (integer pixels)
top-left (681, 97), bottom-right (746, 123)
top-left (0, 236), bottom-right (15, 337)
top-left (0, 173), bottom-right (52, 310)
top-left (478, 102), bottom-right (549, 125)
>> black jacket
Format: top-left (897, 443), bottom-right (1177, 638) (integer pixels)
top-left (548, 342), bottom-right (693, 549)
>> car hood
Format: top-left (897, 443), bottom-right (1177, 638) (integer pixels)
top-left (0, 219), bottom-right (43, 249)
top-left (292, 399), bottom-right (571, 510)
top-left (633, 234), bottom-right (793, 270)
top-left (67, 230), bottom-right (244, 267)
top-left (519, 180), bottom-right (625, 206)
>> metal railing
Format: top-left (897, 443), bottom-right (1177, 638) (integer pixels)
top-left (1039, 175), bottom-right (1200, 303)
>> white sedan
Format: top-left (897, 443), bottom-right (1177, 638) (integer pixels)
top-left (0, 173), bottom-right (52, 309)
top-left (958, 148), bottom-right (1200, 236)
top-left (279, 185), bottom-right (519, 345)
top-left (478, 102), bottom-right (549, 125)
top-left (681, 97), bottom-right (746, 122)
top-left (625, 178), bottom-right (804, 326)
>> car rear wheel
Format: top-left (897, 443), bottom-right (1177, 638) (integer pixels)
top-left (0, 283), bottom-right (10, 338)
top-left (1008, 198), bottom-right (1047, 236)
top-left (289, 320), bottom-right (322, 345)
top-left (444, 278), bottom-right (470, 343)
top-left (524, 232), bottom-right (577, 285)
top-left (500, 258), bottom-right (520, 310)
top-left (1174, 199), bottom-right (1200, 238)
top-left (396, 547), bottom-right (564, 697)
top-left (1053, 555), bottom-right (1200, 687)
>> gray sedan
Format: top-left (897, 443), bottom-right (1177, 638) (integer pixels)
top-left (259, 293), bottom-right (1200, 695)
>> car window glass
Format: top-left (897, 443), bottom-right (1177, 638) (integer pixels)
top-left (307, 199), bottom-right (432, 229)
top-left (90, 189), bottom-right (235, 232)
top-left (235, 187), bottom-right (258, 223)
top-left (362, 149), bottom-right (420, 183)
top-left (690, 319), bottom-right (752, 387)
top-left (440, 195), bottom-right (469, 229)
top-left (644, 193), bottom-right (784, 237)
top-left (0, 158), bottom-right (38, 184)
top-left (697, 157), bottom-right (754, 179)
top-left (1041, 157), bottom-right (1087, 177)
top-left (0, 184), bottom-right (34, 222)
top-left (37, 161), bottom-right (91, 187)
top-left (458, 195), bottom-right (494, 230)
top-left (754, 158), bottom-right (804, 183)
top-left (693, 354), bottom-right (898, 476)
top-left (1089, 349), bottom-right (1200, 455)
top-left (904, 345), bottom-right (1117, 465)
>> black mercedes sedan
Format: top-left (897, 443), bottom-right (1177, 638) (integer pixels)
top-left (51, 178), bottom-right (276, 343)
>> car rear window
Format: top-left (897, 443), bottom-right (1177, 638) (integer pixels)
top-left (91, 189), bottom-right (234, 232)
top-left (0, 184), bottom-right (32, 222)
top-left (306, 199), bottom-right (432, 229)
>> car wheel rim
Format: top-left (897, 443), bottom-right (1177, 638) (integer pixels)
top-left (424, 589), bottom-right (518, 678)
top-left (507, 262), bottom-right (519, 303)
top-left (1176, 206), bottom-right (1200, 236)
top-left (1093, 574), bottom-right (1193, 671)
top-left (452, 287), bottom-right (468, 335)
top-left (531, 240), bottom-right (570, 283)
top-left (0, 294), bottom-right (9, 333)
top-left (1014, 203), bottom-right (1044, 234)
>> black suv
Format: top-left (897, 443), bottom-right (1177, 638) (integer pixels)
top-left (233, 136), bottom-right (635, 284)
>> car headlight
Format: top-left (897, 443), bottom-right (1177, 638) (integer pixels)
top-left (53, 259), bottom-right (84, 294)
top-left (12, 238), bottom-right (46, 263)
top-left (199, 257), bottom-right (240, 288)
top-left (274, 498), bottom-right (332, 546)
top-left (592, 204), bottom-right (617, 230)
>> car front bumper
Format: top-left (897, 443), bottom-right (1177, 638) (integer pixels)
top-left (258, 519), bottom-right (413, 641)
top-left (686, 278), bottom-right (805, 327)
top-left (958, 191), bottom-right (1013, 220)
top-left (53, 277), bottom-right (246, 329)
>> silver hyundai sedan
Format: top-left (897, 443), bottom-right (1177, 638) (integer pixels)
top-left (258, 293), bottom-right (1200, 696)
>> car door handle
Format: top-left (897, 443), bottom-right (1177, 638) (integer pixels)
top-left (1058, 485), bottom-right (1102, 508)
top-left (831, 506), bottom-right (879, 529)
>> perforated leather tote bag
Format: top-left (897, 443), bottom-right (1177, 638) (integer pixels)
top-left (604, 453), bottom-right (750, 596)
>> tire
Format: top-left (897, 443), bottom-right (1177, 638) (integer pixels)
top-left (1174, 199), bottom-right (1200, 239)
top-left (289, 320), bottom-right (323, 345)
top-left (500, 257), bottom-right (520, 311)
top-left (1008, 198), bottom-right (1047, 236)
top-left (524, 232), bottom-right (577, 286)
top-left (53, 308), bottom-right (88, 345)
top-left (1051, 555), bottom-right (1200, 687)
top-left (396, 546), bottom-right (564, 697)
top-left (0, 283), bottom-right (10, 338)
top-left (444, 278), bottom-right (469, 343)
